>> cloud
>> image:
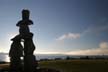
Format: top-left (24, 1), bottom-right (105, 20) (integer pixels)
top-left (56, 33), bottom-right (80, 41)
top-left (65, 48), bottom-right (108, 55)
top-left (35, 42), bottom-right (108, 55)
top-left (99, 42), bottom-right (108, 49)
top-left (56, 18), bottom-right (108, 41)
top-left (65, 42), bottom-right (108, 55)
top-left (35, 51), bottom-right (62, 54)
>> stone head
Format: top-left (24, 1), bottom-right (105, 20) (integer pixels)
top-left (22, 9), bottom-right (30, 20)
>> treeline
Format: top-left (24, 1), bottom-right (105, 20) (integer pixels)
top-left (66, 56), bottom-right (108, 60)
top-left (39, 55), bottom-right (108, 61)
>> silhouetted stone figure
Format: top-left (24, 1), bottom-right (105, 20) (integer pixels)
top-left (9, 9), bottom-right (37, 72)
top-left (18, 10), bottom-right (36, 72)
top-left (9, 9), bottom-right (61, 72)
top-left (9, 35), bottom-right (23, 72)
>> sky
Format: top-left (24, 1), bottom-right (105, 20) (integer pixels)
top-left (0, 0), bottom-right (108, 55)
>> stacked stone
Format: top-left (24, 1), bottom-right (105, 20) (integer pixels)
top-left (9, 10), bottom-right (37, 72)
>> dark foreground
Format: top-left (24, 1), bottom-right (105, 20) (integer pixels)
top-left (0, 60), bottom-right (108, 72)
top-left (39, 59), bottom-right (108, 72)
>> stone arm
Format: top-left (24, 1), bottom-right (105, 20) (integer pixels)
top-left (16, 20), bottom-right (33, 26)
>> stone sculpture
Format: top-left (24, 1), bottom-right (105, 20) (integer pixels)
top-left (9, 9), bottom-right (60, 72)
top-left (9, 9), bottom-right (37, 72)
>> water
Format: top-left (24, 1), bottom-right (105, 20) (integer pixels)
top-left (1, 53), bottom-right (108, 62)
top-left (0, 53), bottom-right (67, 62)
top-left (0, 53), bottom-right (10, 62)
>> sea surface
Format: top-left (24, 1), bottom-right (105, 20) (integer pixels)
top-left (0, 53), bottom-right (108, 62)
top-left (0, 53), bottom-right (67, 62)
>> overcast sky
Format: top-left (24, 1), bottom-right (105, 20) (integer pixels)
top-left (0, 0), bottom-right (108, 55)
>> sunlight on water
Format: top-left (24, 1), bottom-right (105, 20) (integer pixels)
top-left (0, 54), bottom-right (10, 62)
top-left (4, 55), bottom-right (10, 62)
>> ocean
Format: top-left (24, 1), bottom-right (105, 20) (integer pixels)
top-left (0, 53), bottom-right (67, 62)
top-left (0, 53), bottom-right (108, 62)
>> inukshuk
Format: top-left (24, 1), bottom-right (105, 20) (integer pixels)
top-left (9, 9), bottom-right (37, 72)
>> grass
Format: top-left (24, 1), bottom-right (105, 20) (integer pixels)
top-left (0, 63), bottom-right (9, 70)
top-left (39, 59), bottom-right (108, 72)
top-left (0, 60), bottom-right (108, 72)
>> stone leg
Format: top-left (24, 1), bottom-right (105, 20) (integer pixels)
top-left (24, 55), bottom-right (37, 72)
top-left (24, 33), bottom-right (37, 72)
top-left (10, 57), bottom-right (23, 72)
